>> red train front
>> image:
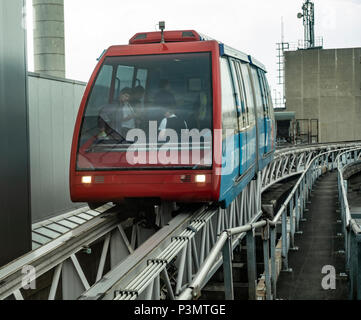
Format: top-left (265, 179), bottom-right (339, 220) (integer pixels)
top-left (69, 29), bottom-right (275, 209)
top-left (70, 30), bottom-right (222, 206)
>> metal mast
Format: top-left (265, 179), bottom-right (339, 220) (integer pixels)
top-left (275, 17), bottom-right (289, 108)
top-left (298, 0), bottom-right (315, 49)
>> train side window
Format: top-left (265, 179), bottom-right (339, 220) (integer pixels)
top-left (87, 64), bottom-right (113, 110)
top-left (135, 68), bottom-right (148, 88)
top-left (260, 71), bottom-right (274, 118)
top-left (258, 70), bottom-right (270, 117)
top-left (250, 67), bottom-right (263, 118)
top-left (133, 68), bottom-right (148, 109)
top-left (113, 65), bottom-right (135, 101)
top-left (234, 61), bottom-right (250, 128)
top-left (229, 59), bottom-right (247, 130)
top-left (240, 63), bottom-right (255, 125)
top-left (220, 58), bottom-right (238, 139)
top-left (264, 75), bottom-right (275, 117)
top-left (78, 63), bottom-right (114, 145)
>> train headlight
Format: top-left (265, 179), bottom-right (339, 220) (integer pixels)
top-left (82, 176), bottom-right (92, 184)
top-left (195, 175), bottom-right (206, 183)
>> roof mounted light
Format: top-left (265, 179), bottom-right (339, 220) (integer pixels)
top-left (129, 30), bottom-right (201, 44)
top-left (134, 33), bottom-right (147, 40)
top-left (182, 31), bottom-right (195, 38)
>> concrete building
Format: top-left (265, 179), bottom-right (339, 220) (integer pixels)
top-left (284, 47), bottom-right (361, 143)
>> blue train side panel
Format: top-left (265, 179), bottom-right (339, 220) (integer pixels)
top-left (219, 126), bottom-right (273, 208)
top-left (217, 46), bottom-right (275, 209)
top-left (218, 126), bottom-right (257, 208)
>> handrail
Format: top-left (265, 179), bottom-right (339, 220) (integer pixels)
top-left (271, 146), bottom-right (355, 226)
top-left (336, 147), bottom-right (361, 300)
top-left (337, 147), bottom-right (361, 232)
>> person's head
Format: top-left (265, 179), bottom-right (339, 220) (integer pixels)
top-left (119, 87), bottom-right (132, 103)
top-left (132, 85), bottom-right (145, 100)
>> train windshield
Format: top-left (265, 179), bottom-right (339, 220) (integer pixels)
top-left (77, 52), bottom-right (213, 170)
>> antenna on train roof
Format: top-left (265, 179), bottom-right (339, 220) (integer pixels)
top-left (159, 21), bottom-right (165, 43)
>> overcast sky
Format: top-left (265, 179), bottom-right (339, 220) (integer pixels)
top-left (26, 0), bottom-right (361, 96)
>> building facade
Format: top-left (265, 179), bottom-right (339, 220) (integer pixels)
top-left (284, 48), bottom-right (361, 143)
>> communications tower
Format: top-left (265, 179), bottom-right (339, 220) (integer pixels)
top-left (298, 0), bottom-right (315, 49)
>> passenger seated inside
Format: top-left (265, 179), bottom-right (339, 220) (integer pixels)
top-left (154, 79), bottom-right (176, 109)
top-left (98, 87), bottom-right (139, 142)
top-left (130, 84), bottom-right (146, 129)
top-left (190, 91), bottom-right (210, 130)
top-left (130, 84), bottom-right (145, 110)
top-left (158, 107), bottom-right (188, 141)
top-left (150, 79), bottom-right (177, 124)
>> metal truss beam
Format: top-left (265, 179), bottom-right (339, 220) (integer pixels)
top-left (1, 141), bottom-right (361, 300)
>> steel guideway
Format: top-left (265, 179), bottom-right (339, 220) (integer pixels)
top-left (1, 141), bottom-right (361, 300)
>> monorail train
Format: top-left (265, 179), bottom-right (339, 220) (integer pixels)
top-left (70, 29), bottom-right (275, 209)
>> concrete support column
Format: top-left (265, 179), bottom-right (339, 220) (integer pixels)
top-left (33, 0), bottom-right (65, 78)
top-left (0, 0), bottom-right (31, 267)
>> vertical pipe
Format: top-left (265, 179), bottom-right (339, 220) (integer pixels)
top-left (145, 280), bottom-right (154, 300)
top-left (191, 238), bottom-right (200, 271)
top-left (270, 226), bottom-right (277, 298)
top-left (295, 188), bottom-right (300, 231)
top-left (205, 223), bottom-right (210, 257)
top-left (48, 263), bottom-right (63, 300)
top-left (176, 245), bottom-right (187, 295)
top-left (263, 237), bottom-right (272, 300)
top-left (350, 232), bottom-right (357, 300)
top-left (246, 229), bottom-right (257, 300)
top-left (289, 196), bottom-right (296, 249)
top-left (96, 234), bottom-right (110, 282)
top-left (357, 235), bottom-right (361, 300)
top-left (346, 230), bottom-right (351, 273)
top-left (300, 181), bottom-right (304, 220)
top-left (154, 275), bottom-right (160, 300)
top-left (222, 236), bottom-right (234, 300)
top-left (229, 202), bottom-right (234, 229)
top-left (217, 208), bottom-right (222, 235)
top-left (187, 241), bottom-right (192, 284)
top-left (282, 210), bottom-right (289, 270)
top-left (200, 226), bottom-right (206, 264)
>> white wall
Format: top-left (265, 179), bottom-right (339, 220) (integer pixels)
top-left (28, 72), bottom-right (86, 223)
